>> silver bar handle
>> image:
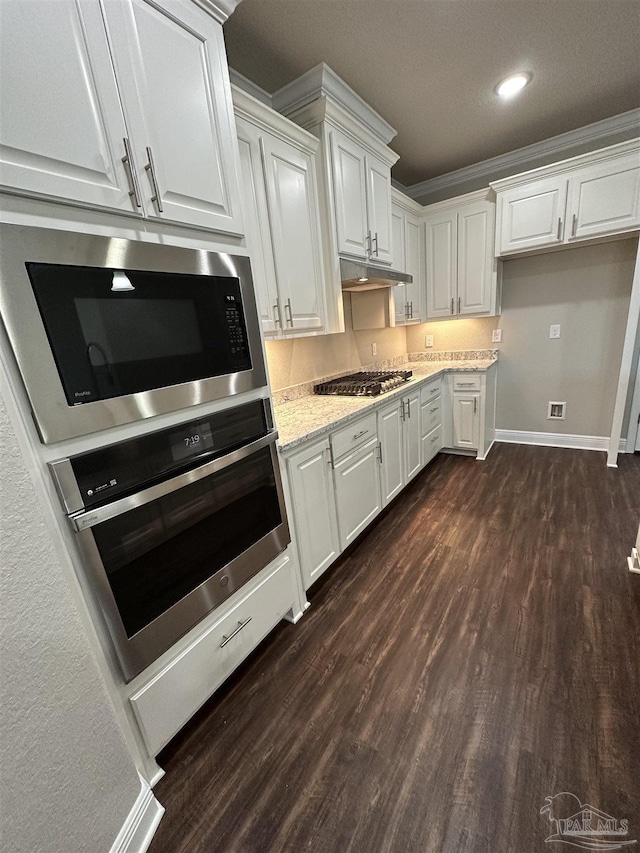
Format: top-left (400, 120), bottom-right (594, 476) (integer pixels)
top-left (474, 397), bottom-right (478, 414)
top-left (430, 406), bottom-right (439, 413)
top-left (430, 433), bottom-right (439, 444)
top-left (409, 301), bottom-right (413, 319)
top-left (373, 232), bottom-right (379, 256)
top-left (273, 298), bottom-right (281, 328)
top-left (70, 431), bottom-right (279, 531)
top-left (406, 398), bottom-right (411, 418)
top-left (457, 296), bottom-right (461, 314)
top-left (451, 298), bottom-right (454, 315)
top-left (220, 617), bottom-right (252, 648)
top-left (405, 302), bottom-right (410, 318)
top-left (284, 298), bottom-right (294, 327)
top-left (377, 441), bottom-right (383, 465)
top-left (144, 146), bottom-right (164, 213)
top-left (557, 217), bottom-right (562, 240)
top-left (571, 213), bottom-right (577, 237)
top-left (353, 428), bottom-right (369, 440)
top-left (121, 137), bottom-right (142, 209)
top-left (366, 230), bottom-right (372, 256)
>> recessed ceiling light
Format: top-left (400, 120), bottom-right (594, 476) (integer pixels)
top-left (496, 72), bottom-right (532, 99)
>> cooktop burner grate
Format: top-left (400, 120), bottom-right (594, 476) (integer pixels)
top-left (314, 370), bottom-right (413, 397)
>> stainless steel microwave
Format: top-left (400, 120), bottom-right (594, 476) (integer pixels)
top-left (0, 225), bottom-right (267, 443)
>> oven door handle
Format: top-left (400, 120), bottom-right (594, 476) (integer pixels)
top-left (69, 430), bottom-right (279, 532)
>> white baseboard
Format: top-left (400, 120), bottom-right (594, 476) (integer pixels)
top-left (495, 430), bottom-right (627, 452)
top-left (110, 775), bottom-right (164, 853)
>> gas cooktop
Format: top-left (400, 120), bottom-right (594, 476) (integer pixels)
top-left (314, 370), bottom-right (413, 397)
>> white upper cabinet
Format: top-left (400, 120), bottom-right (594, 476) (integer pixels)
top-left (102, 0), bottom-right (243, 234)
top-left (391, 189), bottom-right (424, 323)
top-left (0, 0), bottom-right (136, 212)
top-left (492, 141), bottom-right (640, 256)
top-left (330, 129), bottom-right (369, 258)
top-left (234, 88), bottom-right (326, 338)
top-left (0, 0), bottom-right (244, 235)
top-left (424, 190), bottom-right (500, 320)
top-left (329, 127), bottom-right (394, 264)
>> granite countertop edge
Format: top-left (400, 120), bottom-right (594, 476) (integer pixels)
top-left (274, 358), bottom-right (497, 453)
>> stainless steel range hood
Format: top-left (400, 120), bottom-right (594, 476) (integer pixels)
top-left (340, 258), bottom-right (412, 292)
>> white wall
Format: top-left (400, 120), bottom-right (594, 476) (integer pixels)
top-left (0, 380), bottom-right (144, 852)
top-left (496, 238), bottom-right (637, 436)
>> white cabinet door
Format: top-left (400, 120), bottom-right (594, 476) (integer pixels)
top-left (497, 176), bottom-right (568, 253)
top-left (330, 128), bottom-right (368, 259)
top-left (366, 153), bottom-right (393, 264)
top-left (0, 0), bottom-right (138, 213)
top-left (567, 154), bottom-right (640, 241)
top-left (404, 391), bottom-right (422, 481)
top-left (288, 440), bottom-right (340, 590)
top-left (425, 211), bottom-right (457, 318)
top-left (378, 400), bottom-right (404, 507)
top-left (421, 424), bottom-right (443, 466)
top-left (102, 0), bottom-right (243, 234)
top-left (236, 125), bottom-right (280, 336)
top-left (404, 213), bottom-right (423, 322)
top-left (391, 205), bottom-right (408, 322)
top-left (452, 394), bottom-right (480, 449)
top-left (260, 134), bottom-right (325, 332)
top-left (457, 201), bottom-right (494, 315)
top-left (333, 437), bottom-right (382, 551)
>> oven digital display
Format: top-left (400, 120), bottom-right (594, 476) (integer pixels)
top-left (170, 422), bottom-right (214, 462)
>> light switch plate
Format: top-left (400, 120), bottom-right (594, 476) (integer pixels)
top-left (492, 329), bottom-right (502, 343)
top-left (425, 335), bottom-right (434, 347)
top-left (371, 342), bottom-right (377, 356)
top-left (549, 324), bottom-right (561, 339)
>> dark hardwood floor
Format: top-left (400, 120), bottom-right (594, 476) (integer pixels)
top-left (149, 444), bottom-right (640, 853)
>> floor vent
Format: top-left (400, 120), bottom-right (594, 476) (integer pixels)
top-left (548, 401), bottom-right (566, 420)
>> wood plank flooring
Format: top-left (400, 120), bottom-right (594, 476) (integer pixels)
top-left (149, 444), bottom-right (640, 853)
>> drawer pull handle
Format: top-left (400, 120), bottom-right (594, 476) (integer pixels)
top-left (430, 406), bottom-right (439, 413)
top-left (457, 382), bottom-right (474, 386)
top-left (353, 428), bottom-right (369, 440)
top-left (557, 217), bottom-right (562, 240)
top-left (220, 616), bottom-right (252, 648)
top-left (431, 434), bottom-right (439, 443)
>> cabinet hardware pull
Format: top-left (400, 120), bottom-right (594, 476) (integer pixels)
top-left (557, 217), bottom-right (562, 240)
top-left (474, 397), bottom-right (478, 414)
top-left (273, 298), bottom-right (282, 327)
top-left (457, 296), bottom-right (461, 314)
top-left (409, 301), bottom-right (413, 319)
top-left (220, 616), bottom-right (252, 648)
top-left (366, 230), bottom-right (372, 256)
top-left (144, 146), bottom-right (164, 212)
top-left (571, 213), bottom-right (577, 237)
top-left (429, 386), bottom-right (438, 393)
top-left (431, 434), bottom-right (439, 443)
top-left (373, 232), bottom-right (379, 256)
top-left (406, 398), bottom-right (411, 418)
top-left (430, 406), bottom-right (438, 413)
top-left (284, 298), bottom-right (294, 327)
top-left (457, 382), bottom-right (474, 386)
top-left (121, 138), bottom-right (142, 209)
top-left (353, 428), bottom-right (369, 440)
top-left (405, 302), bottom-right (410, 318)
top-left (377, 441), bottom-right (383, 464)
top-left (450, 298), bottom-right (454, 315)
top-left (400, 400), bottom-right (406, 421)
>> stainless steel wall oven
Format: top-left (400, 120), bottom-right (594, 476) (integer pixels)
top-left (0, 224), bottom-right (267, 443)
top-left (50, 400), bottom-right (290, 681)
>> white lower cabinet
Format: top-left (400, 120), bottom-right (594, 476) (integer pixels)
top-left (286, 438), bottom-right (340, 589)
top-left (333, 436), bottom-right (382, 550)
top-left (452, 393), bottom-right (480, 449)
top-left (129, 552), bottom-right (297, 756)
top-left (378, 389), bottom-right (422, 508)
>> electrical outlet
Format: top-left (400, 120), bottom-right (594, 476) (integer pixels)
top-left (371, 342), bottom-right (377, 356)
top-left (425, 335), bottom-right (434, 348)
top-left (549, 324), bottom-right (561, 339)
top-left (492, 329), bottom-right (502, 343)
top-left (548, 401), bottom-right (566, 420)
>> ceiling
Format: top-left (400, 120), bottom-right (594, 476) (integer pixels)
top-left (223, 0), bottom-right (640, 187)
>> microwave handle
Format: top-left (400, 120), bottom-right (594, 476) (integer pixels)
top-left (69, 430), bottom-right (279, 532)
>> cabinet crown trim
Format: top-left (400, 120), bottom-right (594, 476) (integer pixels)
top-left (232, 85), bottom-right (320, 153)
top-left (272, 62), bottom-right (397, 147)
top-left (391, 186), bottom-right (424, 216)
top-left (422, 187), bottom-right (494, 215)
top-left (192, 0), bottom-right (243, 23)
top-left (490, 138), bottom-right (640, 192)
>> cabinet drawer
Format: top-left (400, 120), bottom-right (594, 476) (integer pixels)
top-left (130, 555), bottom-right (295, 755)
top-left (331, 411), bottom-right (378, 460)
top-left (452, 375), bottom-right (481, 392)
top-left (420, 377), bottom-right (442, 404)
top-left (422, 424), bottom-right (442, 466)
top-left (421, 395), bottom-right (442, 436)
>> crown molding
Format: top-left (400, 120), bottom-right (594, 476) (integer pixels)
top-left (272, 63), bottom-right (397, 146)
top-left (232, 85), bottom-right (319, 153)
top-left (191, 0), bottom-right (243, 24)
top-left (405, 108), bottom-right (640, 201)
top-left (421, 187), bottom-right (494, 213)
top-left (229, 68), bottom-right (272, 107)
top-left (391, 185), bottom-right (424, 215)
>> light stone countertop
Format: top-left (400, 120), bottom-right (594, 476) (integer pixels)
top-left (274, 359), bottom-right (497, 453)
